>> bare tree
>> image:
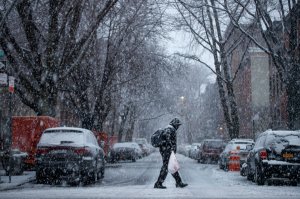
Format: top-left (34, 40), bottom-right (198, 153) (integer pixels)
top-left (0, 0), bottom-right (118, 116)
top-left (64, 0), bottom-right (168, 132)
top-left (174, 0), bottom-right (244, 139)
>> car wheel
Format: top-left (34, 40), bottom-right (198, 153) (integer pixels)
top-left (290, 180), bottom-right (297, 186)
top-left (267, 179), bottom-right (273, 186)
top-left (36, 169), bottom-right (45, 184)
top-left (198, 155), bottom-right (203, 164)
top-left (99, 165), bottom-right (105, 179)
top-left (224, 163), bottom-right (229, 171)
top-left (218, 161), bottom-right (224, 170)
top-left (201, 158), bottom-right (205, 164)
top-left (255, 165), bottom-right (265, 185)
top-left (98, 159), bottom-right (105, 179)
top-left (90, 168), bottom-right (97, 183)
top-left (246, 166), bottom-right (254, 181)
top-left (246, 174), bottom-right (251, 181)
top-left (110, 157), bottom-right (116, 163)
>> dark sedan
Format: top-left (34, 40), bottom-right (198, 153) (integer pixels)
top-left (35, 127), bottom-right (105, 185)
top-left (246, 130), bottom-right (300, 186)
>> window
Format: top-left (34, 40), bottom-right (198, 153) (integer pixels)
top-left (86, 131), bottom-right (98, 146)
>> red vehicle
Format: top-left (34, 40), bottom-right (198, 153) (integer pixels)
top-left (11, 116), bottom-right (59, 167)
top-left (198, 139), bottom-right (225, 164)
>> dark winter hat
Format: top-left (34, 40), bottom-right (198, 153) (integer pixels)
top-left (170, 118), bottom-right (182, 127)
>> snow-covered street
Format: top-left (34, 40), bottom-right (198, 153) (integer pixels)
top-left (0, 152), bottom-right (299, 199)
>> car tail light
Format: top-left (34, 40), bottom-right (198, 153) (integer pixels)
top-left (260, 150), bottom-right (267, 159)
top-left (36, 148), bottom-right (49, 155)
top-left (74, 147), bottom-right (90, 156)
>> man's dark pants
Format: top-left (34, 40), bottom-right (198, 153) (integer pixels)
top-left (156, 149), bottom-right (182, 184)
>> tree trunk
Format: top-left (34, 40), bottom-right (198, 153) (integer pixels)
top-left (118, 105), bottom-right (130, 142)
top-left (210, 0), bottom-right (239, 139)
top-left (81, 114), bottom-right (94, 130)
top-left (125, 119), bottom-right (135, 142)
top-left (286, 64), bottom-right (300, 129)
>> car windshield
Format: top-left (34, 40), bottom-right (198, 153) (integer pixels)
top-left (39, 130), bottom-right (84, 145)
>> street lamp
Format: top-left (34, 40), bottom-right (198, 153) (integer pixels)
top-left (180, 96), bottom-right (185, 101)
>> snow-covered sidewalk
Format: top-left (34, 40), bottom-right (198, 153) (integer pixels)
top-left (0, 170), bottom-right (35, 191)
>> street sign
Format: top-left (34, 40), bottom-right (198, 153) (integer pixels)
top-left (0, 73), bottom-right (8, 85)
top-left (8, 76), bottom-right (15, 93)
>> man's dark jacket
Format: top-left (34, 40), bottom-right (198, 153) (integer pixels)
top-left (159, 125), bottom-right (177, 154)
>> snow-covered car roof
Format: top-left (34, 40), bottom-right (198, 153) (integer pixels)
top-left (113, 142), bottom-right (141, 149)
top-left (43, 126), bottom-right (90, 133)
top-left (257, 130), bottom-right (300, 154)
top-left (230, 138), bottom-right (254, 143)
top-left (202, 139), bottom-right (223, 142)
top-left (191, 143), bottom-right (201, 146)
top-left (266, 130), bottom-right (300, 146)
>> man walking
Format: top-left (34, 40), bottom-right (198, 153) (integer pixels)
top-left (154, 118), bottom-right (188, 189)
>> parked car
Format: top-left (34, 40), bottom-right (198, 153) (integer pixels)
top-left (219, 139), bottom-right (254, 171)
top-left (184, 145), bottom-right (192, 157)
top-left (138, 143), bottom-right (151, 157)
top-left (189, 143), bottom-right (202, 159)
top-left (246, 130), bottom-right (300, 185)
top-left (110, 142), bottom-right (142, 163)
top-left (146, 143), bottom-right (156, 153)
top-left (35, 127), bottom-right (105, 185)
top-left (198, 139), bottom-right (225, 163)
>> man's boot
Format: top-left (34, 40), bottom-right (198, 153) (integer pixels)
top-left (176, 182), bottom-right (188, 188)
top-left (172, 172), bottom-right (188, 188)
top-left (154, 182), bottom-right (167, 189)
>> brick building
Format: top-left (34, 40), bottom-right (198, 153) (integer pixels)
top-left (225, 24), bottom-right (271, 139)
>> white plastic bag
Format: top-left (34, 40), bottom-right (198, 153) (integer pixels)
top-left (168, 151), bottom-right (180, 174)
